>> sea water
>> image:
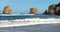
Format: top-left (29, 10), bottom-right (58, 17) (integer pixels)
top-left (0, 14), bottom-right (60, 24)
top-left (0, 14), bottom-right (60, 32)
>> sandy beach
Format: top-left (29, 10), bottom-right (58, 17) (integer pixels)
top-left (0, 23), bottom-right (60, 32)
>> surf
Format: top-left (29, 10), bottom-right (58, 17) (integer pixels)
top-left (0, 18), bottom-right (60, 27)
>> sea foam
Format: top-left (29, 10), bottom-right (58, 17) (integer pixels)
top-left (0, 18), bottom-right (60, 27)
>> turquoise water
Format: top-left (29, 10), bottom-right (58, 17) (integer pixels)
top-left (0, 15), bottom-right (60, 20)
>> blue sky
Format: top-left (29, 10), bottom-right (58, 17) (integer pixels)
top-left (0, 0), bottom-right (60, 14)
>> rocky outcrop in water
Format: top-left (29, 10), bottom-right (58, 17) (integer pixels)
top-left (43, 10), bottom-right (49, 14)
top-left (29, 8), bottom-right (38, 14)
top-left (2, 6), bottom-right (12, 14)
top-left (55, 3), bottom-right (60, 15)
top-left (44, 2), bottom-right (60, 15)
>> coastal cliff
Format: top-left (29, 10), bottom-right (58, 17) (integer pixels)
top-left (43, 2), bottom-right (60, 15)
top-left (2, 6), bottom-right (12, 14)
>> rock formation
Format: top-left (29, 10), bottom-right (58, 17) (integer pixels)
top-left (43, 2), bottom-right (60, 15)
top-left (55, 2), bottom-right (60, 15)
top-left (29, 8), bottom-right (38, 14)
top-left (43, 10), bottom-right (48, 14)
top-left (2, 6), bottom-right (12, 14)
top-left (48, 4), bottom-right (56, 15)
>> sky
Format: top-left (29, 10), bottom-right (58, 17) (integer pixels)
top-left (0, 0), bottom-right (60, 14)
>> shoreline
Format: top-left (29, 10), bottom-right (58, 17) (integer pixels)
top-left (0, 20), bottom-right (60, 27)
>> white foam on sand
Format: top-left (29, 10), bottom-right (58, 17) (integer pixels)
top-left (0, 18), bottom-right (60, 27)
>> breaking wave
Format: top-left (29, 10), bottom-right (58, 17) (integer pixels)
top-left (0, 18), bottom-right (60, 27)
top-left (0, 14), bottom-right (60, 27)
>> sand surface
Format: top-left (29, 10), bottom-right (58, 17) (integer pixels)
top-left (0, 23), bottom-right (60, 32)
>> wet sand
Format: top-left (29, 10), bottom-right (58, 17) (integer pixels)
top-left (0, 23), bottom-right (60, 32)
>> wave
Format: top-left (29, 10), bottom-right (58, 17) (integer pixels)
top-left (0, 18), bottom-right (60, 27)
top-left (0, 14), bottom-right (34, 16)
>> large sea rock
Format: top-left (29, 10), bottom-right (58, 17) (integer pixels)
top-left (43, 2), bottom-right (60, 15)
top-left (55, 2), bottom-right (60, 15)
top-left (2, 6), bottom-right (12, 14)
top-left (29, 8), bottom-right (38, 14)
top-left (43, 10), bottom-right (48, 14)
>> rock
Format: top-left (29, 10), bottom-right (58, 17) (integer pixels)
top-left (48, 4), bottom-right (56, 15)
top-left (43, 4), bottom-right (56, 15)
top-left (48, 9), bottom-right (55, 15)
top-left (43, 2), bottom-right (60, 15)
top-left (29, 8), bottom-right (38, 14)
top-left (43, 10), bottom-right (48, 14)
top-left (56, 2), bottom-right (60, 7)
top-left (55, 2), bottom-right (60, 15)
top-left (55, 7), bottom-right (60, 15)
top-left (2, 6), bottom-right (12, 14)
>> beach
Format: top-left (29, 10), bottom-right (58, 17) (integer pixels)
top-left (0, 23), bottom-right (60, 32)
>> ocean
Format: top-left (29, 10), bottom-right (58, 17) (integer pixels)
top-left (0, 14), bottom-right (60, 32)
